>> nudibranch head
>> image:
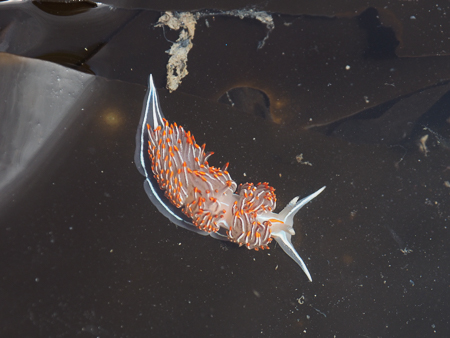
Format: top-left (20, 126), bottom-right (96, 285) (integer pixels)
top-left (228, 182), bottom-right (276, 250)
top-left (135, 74), bottom-right (325, 281)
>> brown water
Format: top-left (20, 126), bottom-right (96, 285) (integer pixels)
top-left (1, 1), bottom-right (449, 337)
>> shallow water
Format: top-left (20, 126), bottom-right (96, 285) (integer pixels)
top-left (1, 1), bottom-right (449, 337)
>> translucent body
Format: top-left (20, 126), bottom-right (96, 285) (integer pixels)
top-left (135, 75), bottom-right (325, 281)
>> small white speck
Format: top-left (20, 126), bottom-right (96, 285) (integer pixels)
top-left (345, 65), bottom-right (351, 70)
top-left (410, 15), bottom-right (416, 19)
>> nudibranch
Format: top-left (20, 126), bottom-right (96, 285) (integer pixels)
top-left (135, 75), bottom-right (325, 281)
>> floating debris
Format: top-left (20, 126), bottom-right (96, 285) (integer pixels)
top-left (418, 134), bottom-right (429, 156)
top-left (296, 153), bottom-right (312, 166)
top-left (156, 12), bottom-right (197, 93)
top-left (157, 9), bottom-right (274, 92)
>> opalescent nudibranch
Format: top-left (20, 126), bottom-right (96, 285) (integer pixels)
top-left (135, 75), bottom-right (325, 281)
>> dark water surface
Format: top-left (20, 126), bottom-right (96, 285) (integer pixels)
top-left (1, 1), bottom-right (449, 337)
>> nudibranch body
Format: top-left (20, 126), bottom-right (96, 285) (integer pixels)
top-left (135, 75), bottom-right (325, 281)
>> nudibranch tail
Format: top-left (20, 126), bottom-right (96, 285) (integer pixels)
top-left (135, 74), bottom-right (165, 177)
top-left (135, 75), bottom-right (208, 235)
top-left (135, 74), bottom-right (326, 281)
